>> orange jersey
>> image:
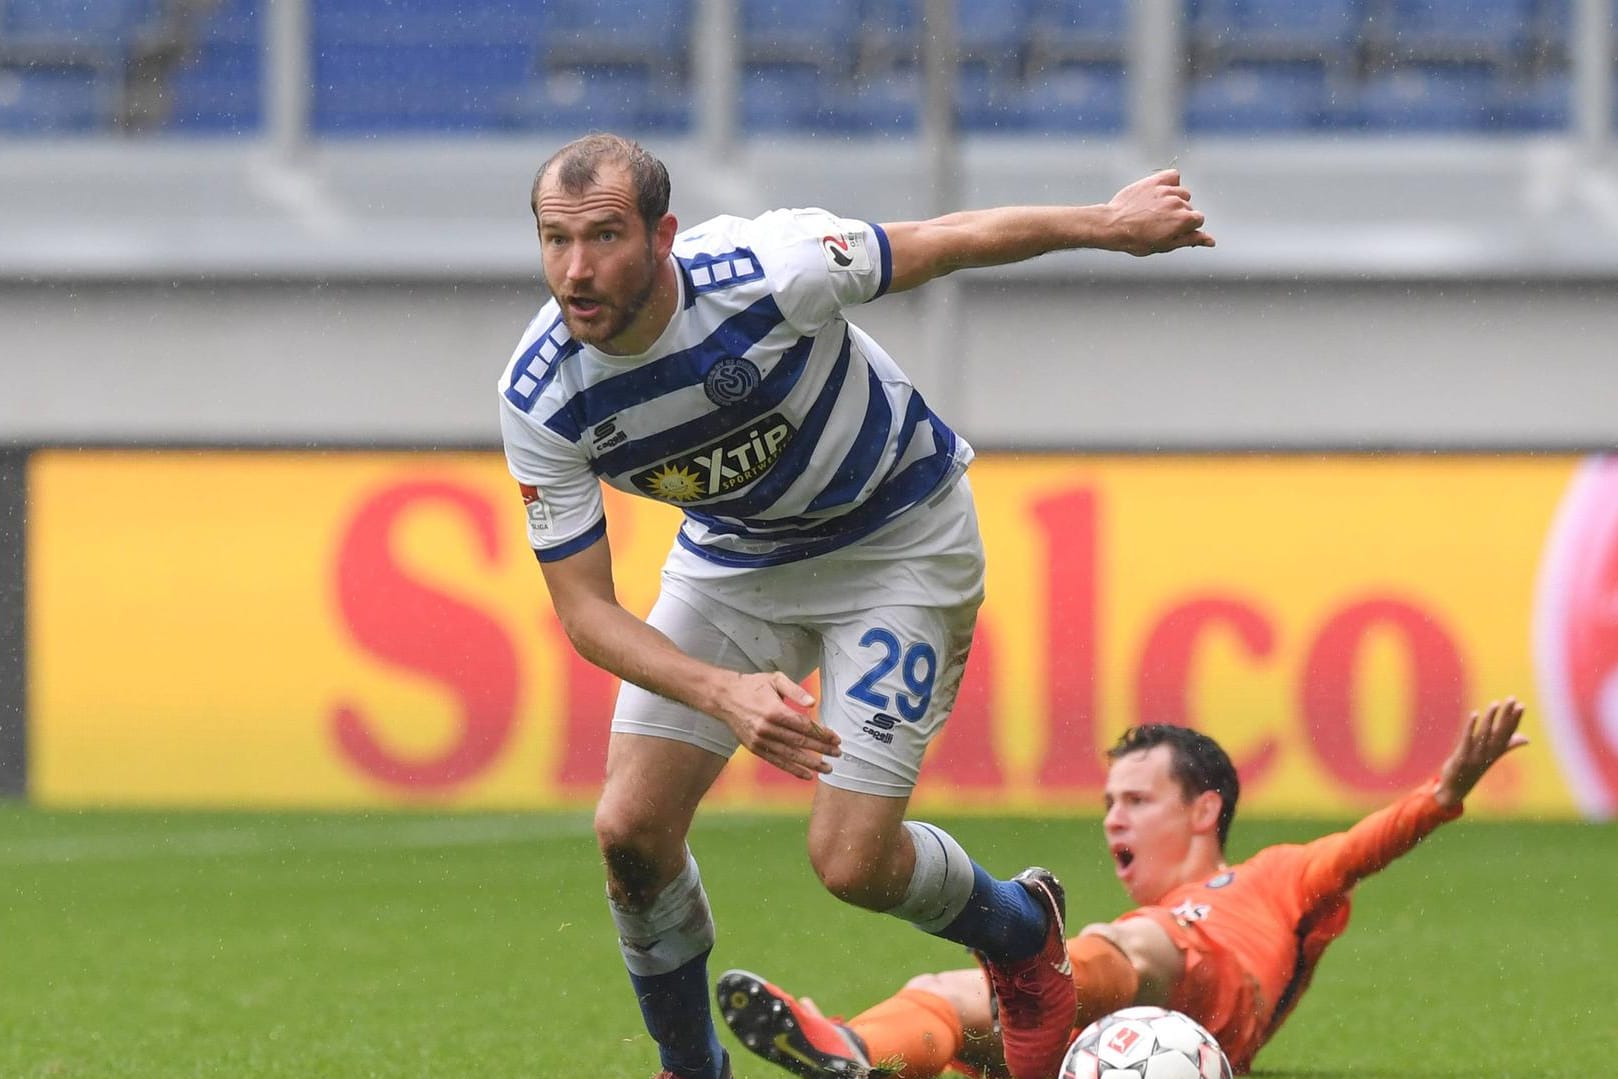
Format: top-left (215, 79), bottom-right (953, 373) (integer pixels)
top-left (1113, 784), bottom-right (1462, 1073)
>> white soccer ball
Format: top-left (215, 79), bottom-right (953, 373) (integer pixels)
top-left (1059, 1006), bottom-right (1233, 1079)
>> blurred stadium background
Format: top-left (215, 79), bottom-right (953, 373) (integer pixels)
top-left (3, 5), bottom-right (1618, 1076)
top-left (3, 0), bottom-right (1617, 819)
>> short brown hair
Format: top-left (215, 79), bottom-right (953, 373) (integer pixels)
top-left (1107, 724), bottom-right (1240, 849)
top-left (532, 132), bottom-right (671, 231)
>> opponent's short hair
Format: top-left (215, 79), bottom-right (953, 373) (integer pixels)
top-left (532, 132), bottom-right (671, 232)
top-left (1107, 725), bottom-right (1240, 849)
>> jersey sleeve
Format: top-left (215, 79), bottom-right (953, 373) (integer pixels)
top-left (497, 400), bottom-right (606, 562)
top-left (1292, 783), bottom-right (1463, 911)
top-left (749, 208), bottom-right (893, 333)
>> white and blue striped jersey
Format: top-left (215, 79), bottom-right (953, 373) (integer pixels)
top-left (497, 208), bottom-right (973, 572)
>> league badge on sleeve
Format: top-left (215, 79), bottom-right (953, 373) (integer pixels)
top-left (519, 483), bottom-right (554, 542)
top-left (820, 231), bottom-right (872, 273)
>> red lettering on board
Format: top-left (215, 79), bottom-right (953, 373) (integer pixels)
top-left (922, 618), bottom-right (1005, 790)
top-left (1034, 488), bottom-right (1108, 789)
top-left (1302, 597), bottom-right (1466, 792)
top-left (1136, 596), bottom-right (1280, 787)
top-left (331, 481), bottom-right (519, 790)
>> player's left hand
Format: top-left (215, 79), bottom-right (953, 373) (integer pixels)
top-left (1104, 169), bottom-right (1215, 257)
top-left (1434, 697), bottom-right (1528, 808)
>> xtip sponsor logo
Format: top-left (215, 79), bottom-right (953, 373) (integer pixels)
top-left (631, 413), bottom-right (796, 503)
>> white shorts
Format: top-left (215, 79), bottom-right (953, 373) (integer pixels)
top-left (611, 477), bottom-right (985, 797)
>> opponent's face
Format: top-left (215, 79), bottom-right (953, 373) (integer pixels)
top-left (534, 163), bottom-right (674, 354)
top-left (1103, 745), bottom-right (1218, 906)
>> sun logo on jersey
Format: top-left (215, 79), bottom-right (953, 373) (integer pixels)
top-left (639, 463), bottom-right (705, 502)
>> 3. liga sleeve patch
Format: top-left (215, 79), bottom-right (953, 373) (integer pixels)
top-left (519, 483), bottom-right (554, 538)
top-left (820, 231), bottom-right (872, 273)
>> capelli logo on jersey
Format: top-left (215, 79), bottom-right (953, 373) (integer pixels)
top-left (632, 413), bottom-right (796, 503)
top-left (591, 419), bottom-right (627, 452)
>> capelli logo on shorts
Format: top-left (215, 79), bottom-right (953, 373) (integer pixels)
top-left (861, 712), bottom-right (899, 744)
top-left (631, 413), bottom-right (796, 503)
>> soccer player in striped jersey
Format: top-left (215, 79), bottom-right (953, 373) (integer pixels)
top-left (497, 133), bottom-right (1213, 1079)
top-left (717, 699), bottom-right (1528, 1078)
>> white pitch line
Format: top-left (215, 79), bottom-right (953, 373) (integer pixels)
top-left (0, 812), bottom-right (776, 866)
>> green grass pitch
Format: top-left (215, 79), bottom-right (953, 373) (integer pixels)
top-left (1, 806), bottom-right (1612, 1078)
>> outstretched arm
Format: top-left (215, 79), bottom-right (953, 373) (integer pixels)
top-left (880, 169), bottom-right (1214, 293)
top-left (1296, 699), bottom-right (1528, 903)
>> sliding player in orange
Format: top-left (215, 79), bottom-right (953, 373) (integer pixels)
top-left (718, 697), bottom-right (1527, 1078)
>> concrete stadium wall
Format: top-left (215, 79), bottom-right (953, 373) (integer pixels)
top-left (2, 277), bottom-right (1612, 449)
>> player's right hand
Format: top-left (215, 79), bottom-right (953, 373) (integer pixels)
top-left (712, 671), bottom-right (841, 781)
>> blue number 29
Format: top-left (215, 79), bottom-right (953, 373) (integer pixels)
top-left (846, 628), bottom-right (938, 722)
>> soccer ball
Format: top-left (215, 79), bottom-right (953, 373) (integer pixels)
top-left (1060, 1006), bottom-right (1232, 1079)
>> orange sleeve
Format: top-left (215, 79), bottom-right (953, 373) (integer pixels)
top-left (1293, 782), bottom-right (1463, 911)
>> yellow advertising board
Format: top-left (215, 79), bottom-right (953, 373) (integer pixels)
top-left (27, 450), bottom-right (1618, 816)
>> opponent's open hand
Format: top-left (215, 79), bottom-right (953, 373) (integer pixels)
top-left (713, 671), bottom-right (840, 780)
top-left (1435, 697), bottom-right (1529, 808)
top-left (1105, 169), bottom-right (1215, 256)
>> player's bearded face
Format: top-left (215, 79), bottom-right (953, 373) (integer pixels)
top-left (555, 235), bottom-right (658, 347)
top-left (536, 168), bottom-right (667, 353)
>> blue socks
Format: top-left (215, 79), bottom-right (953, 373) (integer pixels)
top-left (627, 949), bottom-right (726, 1079)
top-left (933, 863), bottom-right (1048, 962)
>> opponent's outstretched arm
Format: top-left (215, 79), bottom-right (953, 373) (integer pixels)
top-left (1434, 696), bottom-right (1530, 808)
top-left (880, 169), bottom-right (1214, 293)
top-left (1296, 698), bottom-right (1529, 901)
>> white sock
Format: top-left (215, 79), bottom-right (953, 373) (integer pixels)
top-left (883, 821), bottom-right (977, 933)
top-left (608, 849), bottom-right (716, 977)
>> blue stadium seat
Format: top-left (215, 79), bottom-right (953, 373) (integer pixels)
top-left (315, 40), bottom-right (535, 133)
top-left (505, 64), bottom-right (686, 133)
top-left (859, 0), bottom-right (919, 72)
top-left (1189, 0), bottom-right (1365, 62)
top-left (538, 0), bottom-right (691, 65)
top-left (310, 0), bottom-right (560, 134)
top-left (1028, 0), bottom-right (1127, 66)
top-left (956, 64), bottom-right (1031, 132)
top-left (1185, 61), bottom-right (1334, 132)
top-left (1, 0), bottom-right (159, 41)
top-left (1021, 61), bottom-right (1126, 133)
top-left (958, 0), bottom-right (1036, 64)
top-left (1379, 0), bottom-right (1537, 64)
top-left (825, 65), bottom-right (919, 132)
top-left (739, 62), bottom-right (828, 131)
top-left (742, 0), bottom-right (862, 66)
top-left (1497, 71), bottom-right (1570, 130)
top-left (166, 0), bottom-right (261, 133)
top-left (0, 66), bottom-right (108, 133)
top-left (1340, 63), bottom-right (1507, 131)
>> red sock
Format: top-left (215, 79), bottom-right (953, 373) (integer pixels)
top-left (848, 987), bottom-right (965, 1079)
